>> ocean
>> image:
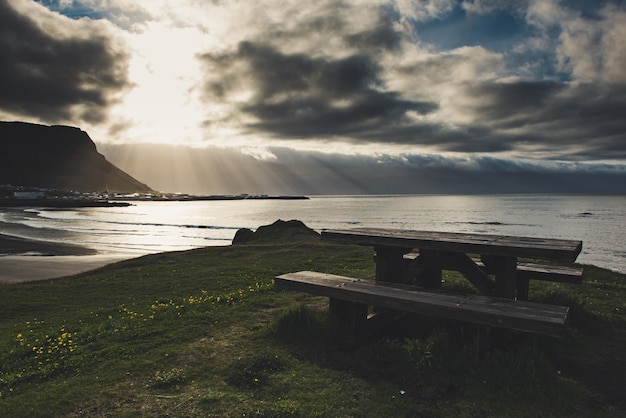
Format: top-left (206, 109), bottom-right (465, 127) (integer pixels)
top-left (1, 194), bottom-right (625, 275)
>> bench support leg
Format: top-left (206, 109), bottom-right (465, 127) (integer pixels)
top-left (516, 277), bottom-right (529, 301)
top-left (463, 324), bottom-right (491, 359)
top-left (374, 246), bottom-right (413, 284)
top-left (367, 310), bottom-right (407, 337)
top-left (329, 298), bottom-right (368, 346)
top-left (411, 249), bottom-right (443, 289)
top-left (490, 256), bottom-right (518, 299)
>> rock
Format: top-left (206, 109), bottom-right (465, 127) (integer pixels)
top-left (232, 220), bottom-right (319, 244)
top-left (232, 228), bottom-right (254, 244)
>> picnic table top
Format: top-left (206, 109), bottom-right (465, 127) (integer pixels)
top-left (321, 228), bottom-right (582, 262)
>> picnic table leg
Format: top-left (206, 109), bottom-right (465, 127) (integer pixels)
top-left (463, 323), bottom-right (491, 359)
top-left (374, 245), bottom-right (412, 284)
top-left (415, 249), bottom-right (442, 289)
top-left (329, 298), bottom-right (368, 347)
top-left (492, 256), bottom-right (518, 299)
top-left (516, 277), bottom-right (530, 301)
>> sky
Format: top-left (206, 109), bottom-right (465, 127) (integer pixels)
top-left (1, 0), bottom-right (626, 194)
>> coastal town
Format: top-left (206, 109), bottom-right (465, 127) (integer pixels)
top-left (0, 184), bottom-right (308, 207)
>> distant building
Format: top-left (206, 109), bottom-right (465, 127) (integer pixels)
top-left (13, 191), bottom-right (45, 199)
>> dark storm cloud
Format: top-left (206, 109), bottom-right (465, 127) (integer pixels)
top-left (265, 148), bottom-right (626, 194)
top-left (539, 86), bottom-right (626, 159)
top-left (465, 81), bottom-right (566, 123)
top-left (201, 41), bottom-right (437, 139)
top-left (0, 1), bottom-right (130, 124)
top-left (102, 142), bottom-right (626, 195)
top-left (465, 81), bottom-right (626, 159)
top-left (202, 35), bottom-right (599, 155)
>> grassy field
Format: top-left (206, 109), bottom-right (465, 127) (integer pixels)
top-left (1, 221), bottom-right (625, 417)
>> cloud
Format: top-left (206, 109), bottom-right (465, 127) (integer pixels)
top-left (462, 0), bottom-right (528, 15)
top-left (463, 80), bottom-right (565, 124)
top-left (3, 0), bottom-right (626, 193)
top-left (526, 0), bottom-right (626, 83)
top-left (100, 142), bottom-right (626, 195)
top-left (398, 0), bottom-right (457, 22)
top-left (193, 0), bottom-right (626, 161)
top-left (201, 41), bottom-right (437, 141)
top-left (0, 0), bottom-right (130, 124)
top-left (35, 0), bottom-right (152, 30)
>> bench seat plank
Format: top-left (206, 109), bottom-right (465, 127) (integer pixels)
top-left (517, 262), bottom-right (583, 283)
top-left (275, 271), bottom-right (569, 337)
top-left (469, 257), bottom-right (583, 284)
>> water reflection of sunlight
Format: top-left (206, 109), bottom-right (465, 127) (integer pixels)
top-left (3, 196), bottom-right (625, 273)
top-left (15, 203), bottom-right (234, 255)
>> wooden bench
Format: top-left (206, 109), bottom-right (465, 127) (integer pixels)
top-left (275, 271), bottom-right (570, 341)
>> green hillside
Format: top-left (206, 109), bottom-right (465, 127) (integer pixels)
top-left (1, 222), bottom-right (625, 416)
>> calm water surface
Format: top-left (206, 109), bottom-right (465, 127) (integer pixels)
top-left (1, 195), bottom-right (624, 273)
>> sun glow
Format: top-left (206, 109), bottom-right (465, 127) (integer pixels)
top-left (102, 22), bottom-right (212, 145)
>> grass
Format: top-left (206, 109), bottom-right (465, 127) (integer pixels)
top-left (1, 227), bottom-right (625, 417)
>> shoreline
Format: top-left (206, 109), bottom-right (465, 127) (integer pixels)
top-left (1, 232), bottom-right (97, 256)
top-left (0, 195), bottom-right (309, 208)
top-left (0, 233), bottom-right (134, 283)
top-left (0, 199), bottom-right (131, 208)
top-left (0, 254), bottom-right (134, 284)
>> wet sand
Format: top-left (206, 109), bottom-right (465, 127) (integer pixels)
top-left (1, 233), bottom-right (97, 256)
top-left (0, 254), bottom-right (133, 283)
top-left (0, 233), bottom-right (133, 283)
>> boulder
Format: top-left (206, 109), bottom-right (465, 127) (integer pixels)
top-left (232, 220), bottom-right (319, 244)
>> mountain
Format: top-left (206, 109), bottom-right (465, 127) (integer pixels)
top-left (0, 121), bottom-right (151, 192)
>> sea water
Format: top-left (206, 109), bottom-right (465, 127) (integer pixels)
top-left (1, 195), bottom-right (625, 274)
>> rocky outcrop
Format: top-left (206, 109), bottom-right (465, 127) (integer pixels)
top-left (0, 121), bottom-right (151, 192)
top-left (232, 220), bottom-right (320, 244)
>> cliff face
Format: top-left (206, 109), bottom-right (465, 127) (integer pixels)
top-left (0, 121), bottom-right (151, 192)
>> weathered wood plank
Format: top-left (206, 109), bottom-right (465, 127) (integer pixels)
top-left (471, 258), bottom-right (583, 284)
top-left (275, 271), bottom-right (569, 337)
top-left (517, 263), bottom-right (583, 283)
top-left (322, 228), bottom-right (582, 262)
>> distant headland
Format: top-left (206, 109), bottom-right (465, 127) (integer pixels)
top-left (0, 121), bottom-right (151, 193)
top-left (0, 121), bottom-right (308, 204)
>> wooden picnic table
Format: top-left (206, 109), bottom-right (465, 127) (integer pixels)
top-left (321, 228), bottom-right (583, 300)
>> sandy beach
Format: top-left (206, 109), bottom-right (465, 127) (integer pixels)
top-left (1, 232), bottom-right (97, 256)
top-left (0, 233), bottom-right (133, 283)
